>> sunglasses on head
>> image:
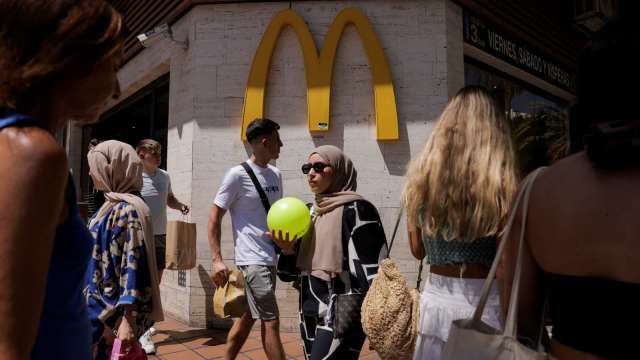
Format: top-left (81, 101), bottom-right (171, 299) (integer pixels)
top-left (301, 162), bottom-right (330, 174)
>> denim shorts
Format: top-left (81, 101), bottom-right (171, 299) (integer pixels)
top-left (238, 265), bottom-right (279, 320)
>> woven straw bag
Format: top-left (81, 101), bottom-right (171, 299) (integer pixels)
top-left (362, 258), bottom-right (420, 359)
top-left (361, 208), bottom-right (423, 360)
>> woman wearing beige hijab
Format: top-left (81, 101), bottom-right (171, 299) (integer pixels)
top-left (85, 140), bottom-right (163, 359)
top-left (274, 145), bottom-right (387, 360)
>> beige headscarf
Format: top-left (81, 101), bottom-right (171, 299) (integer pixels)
top-left (87, 140), bottom-right (163, 322)
top-left (297, 145), bottom-right (363, 280)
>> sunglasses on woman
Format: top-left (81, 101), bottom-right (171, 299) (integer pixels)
top-left (301, 162), bottom-right (331, 174)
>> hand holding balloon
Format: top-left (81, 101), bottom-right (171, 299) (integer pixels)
top-left (266, 197), bottom-right (311, 255)
top-left (266, 230), bottom-right (297, 255)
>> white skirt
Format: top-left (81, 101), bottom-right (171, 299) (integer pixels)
top-left (413, 273), bottom-right (503, 360)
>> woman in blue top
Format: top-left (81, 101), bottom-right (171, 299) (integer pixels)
top-left (0, 1), bottom-right (123, 358)
top-left (402, 86), bottom-right (518, 359)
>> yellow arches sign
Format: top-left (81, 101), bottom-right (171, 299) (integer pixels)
top-left (241, 8), bottom-right (399, 141)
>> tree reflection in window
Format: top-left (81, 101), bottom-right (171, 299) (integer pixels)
top-left (464, 60), bottom-right (571, 175)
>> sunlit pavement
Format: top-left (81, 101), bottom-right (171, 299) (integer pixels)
top-left (147, 316), bottom-right (381, 360)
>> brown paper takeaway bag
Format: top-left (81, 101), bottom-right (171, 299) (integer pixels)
top-left (165, 220), bottom-right (197, 270)
top-left (213, 270), bottom-right (248, 318)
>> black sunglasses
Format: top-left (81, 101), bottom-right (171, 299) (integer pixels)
top-left (301, 162), bottom-right (331, 174)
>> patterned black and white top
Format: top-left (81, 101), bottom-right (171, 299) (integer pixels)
top-left (298, 200), bottom-right (387, 360)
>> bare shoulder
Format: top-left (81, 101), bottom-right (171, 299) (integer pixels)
top-left (0, 127), bottom-right (67, 180)
top-left (532, 152), bottom-right (587, 192)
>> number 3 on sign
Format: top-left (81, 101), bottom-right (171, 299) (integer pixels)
top-left (470, 23), bottom-right (479, 44)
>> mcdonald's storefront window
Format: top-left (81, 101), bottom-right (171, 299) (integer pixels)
top-left (464, 59), bottom-right (571, 174)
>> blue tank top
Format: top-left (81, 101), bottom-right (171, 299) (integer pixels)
top-left (0, 110), bottom-right (92, 359)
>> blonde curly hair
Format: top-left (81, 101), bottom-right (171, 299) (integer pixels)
top-left (402, 86), bottom-right (518, 241)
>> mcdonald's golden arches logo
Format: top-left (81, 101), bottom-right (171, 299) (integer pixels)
top-left (241, 8), bottom-right (399, 141)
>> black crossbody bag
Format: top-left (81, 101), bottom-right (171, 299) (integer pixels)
top-left (331, 272), bottom-right (366, 338)
top-left (240, 162), bottom-right (299, 282)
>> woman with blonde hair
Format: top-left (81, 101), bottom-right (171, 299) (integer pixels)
top-left (402, 86), bottom-right (518, 359)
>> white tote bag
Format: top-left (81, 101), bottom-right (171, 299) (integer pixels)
top-left (442, 167), bottom-right (555, 360)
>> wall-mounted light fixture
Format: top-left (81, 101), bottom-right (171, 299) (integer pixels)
top-left (137, 23), bottom-right (188, 50)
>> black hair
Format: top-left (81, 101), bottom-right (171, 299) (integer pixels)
top-left (245, 118), bottom-right (280, 143)
top-left (577, 1), bottom-right (640, 164)
top-left (578, 4), bottom-right (638, 125)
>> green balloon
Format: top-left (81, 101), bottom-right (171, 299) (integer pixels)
top-left (267, 197), bottom-right (311, 241)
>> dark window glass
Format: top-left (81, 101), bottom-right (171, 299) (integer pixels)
top-left (464, 59), bottom-right (571, 175)
top-left (80, 74), bottom-right (169, 215)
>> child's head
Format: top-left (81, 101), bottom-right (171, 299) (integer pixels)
top-left (136, 139), bottom-right (161, 169)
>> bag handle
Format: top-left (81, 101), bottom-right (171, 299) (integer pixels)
top-left (386, 206), bottom-right (403, 256)
top-left (416, 259), bottom-right (424, 291)
top-left (503, 167), bottom-right (545, 338)
top-left (240, 162), bottom-right (271, 213)
top-left (470, 167), bottom-right (546, 335)
top-left (386, 206), bottom-right (424, 290)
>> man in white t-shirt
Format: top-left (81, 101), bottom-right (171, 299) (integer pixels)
top-left (209, 118), bottom-right (285, 360)
top-left (137, 139), bottom-right (190, 280)
top-left (136, 139), bottom-right (189, 354)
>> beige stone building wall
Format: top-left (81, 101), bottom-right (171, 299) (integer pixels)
top-left (67, 0), bottom-right (465, 330)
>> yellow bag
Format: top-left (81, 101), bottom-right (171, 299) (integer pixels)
top-left (213, 270), bottom-right (248, 318)
top-left (165, 220), bottom-right (197, 270)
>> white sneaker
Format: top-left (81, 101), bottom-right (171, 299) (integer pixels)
top-left (139, 327), bottom-right (156, 354)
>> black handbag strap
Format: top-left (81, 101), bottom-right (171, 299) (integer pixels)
top-left (240, 162), bottom-right (271, 213)
top-left (386, 206), bottom-right (403, 257)
top-left (416, 259), bottom-right (424, 290)
top-left (386, 206), bottom-right (424, 290)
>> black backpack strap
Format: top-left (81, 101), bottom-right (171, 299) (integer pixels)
top-left (240, 162), bottom-right (271, 213)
